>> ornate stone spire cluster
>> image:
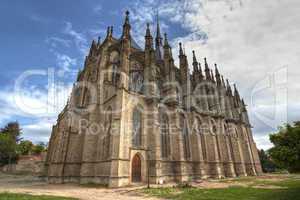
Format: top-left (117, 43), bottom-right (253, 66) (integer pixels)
top-left (86, 11), bottom-right (248, 123)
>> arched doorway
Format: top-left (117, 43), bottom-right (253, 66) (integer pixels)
top-left (131, 154), bottom-right (142, 182)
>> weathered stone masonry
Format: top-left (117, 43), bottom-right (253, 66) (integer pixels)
top-left (45, 11), bottom-right (262, 187)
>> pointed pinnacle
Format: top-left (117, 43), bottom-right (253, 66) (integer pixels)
top-left (124, 10), bottom-right (130, 25)
top-left (221, 75), bottom-right (225, 86)
top-left (211, 69), bottom-right (215, 81)
top-left (198, 62), bottom-right (202, 71)
top-left (146, 23), bottom-right (151, 37)
top-left (179, 42), bottom-right (183, 56)
top-left (110, 26), bottom-right (113, 35)
top-left (106, 26), bottom-right (110, 37)
top-left (164, 33), bottom-right (169, 46)
top-left (192, 50), bottom-right (197, 63)
top-left (204, 57), bottom-right (209, 69)
top-left (214, 63), bottom-right (220, 75)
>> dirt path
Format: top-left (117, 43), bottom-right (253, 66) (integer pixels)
top-left (0, 173), bottom-right (160, 200)
top-left (1, 173), bottom-right (294, 199)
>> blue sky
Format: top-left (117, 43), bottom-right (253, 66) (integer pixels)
top-left (0, 0), bottom-right (299, 149)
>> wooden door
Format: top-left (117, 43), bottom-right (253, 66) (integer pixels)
top-left (132, 154), bottom-right (141, 182)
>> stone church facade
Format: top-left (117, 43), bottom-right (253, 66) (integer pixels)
top-left (45, 11), bottom-right (262, 187)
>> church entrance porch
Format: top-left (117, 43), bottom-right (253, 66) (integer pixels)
top-left (131, 154), bottom-right (142, 182)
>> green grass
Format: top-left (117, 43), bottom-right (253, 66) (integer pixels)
top-left (0, 193), bottom-right (78, 200)
top-left (143, 175), bottom-right (300, 200)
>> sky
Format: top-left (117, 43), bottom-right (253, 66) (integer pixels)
top-left (0, 0), bottom-right (299, 150)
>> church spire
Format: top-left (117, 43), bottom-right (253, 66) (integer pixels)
top-left (204, 57), bottom-right (211, 80)
top-left (145, 23), bottom-right (153, 49)
top-left (106, 26), bottom-right (113, 39)
top-left (97, 36), bottom-right (101, 45)
top-left (155, 12), bottom-right (163, 61)
top-left (215, 64), bottom-right (222, 86)
top-left (192, 50), bottom-right (198, 72)
top-left (164, 33), bottom-right (169, 47)
top-left (163, 33), bottom-right (173, 59)
top-left (198, 62), bottom-right (204, 80)
top-left (179, 42), bottom-right (184, 56)
top-left (221, 75), bottom-right (226, 87)
top-left (122, 11), bottom-right (131, 39)
top-left (226, 79), bottom-right (232, 96)
top-left (211, 69), bottom-right (215, 82)
top-left (234, 84), bottom-right (241, 101)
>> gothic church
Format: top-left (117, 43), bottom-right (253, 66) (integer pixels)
top-left (46, 11), bottom-right (262, 187)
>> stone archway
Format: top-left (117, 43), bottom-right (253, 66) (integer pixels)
top-left (131, 154), bottom-right (142, 182)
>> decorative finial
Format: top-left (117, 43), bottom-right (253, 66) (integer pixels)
top-left (106, 26), bottom-right (110, 36)
top-left (215, 63), bottom-right (220, 75)
top-left (164, 33), bottom-right (169, 46)
top-left (145, 23), bottom-right (151, 37)
top-left (124, 10), bottom-right (130, 26)
top-left (193, 50), bottom-right (197, 59)
top-left (122, 10), bottom-right (131, 38)
top-left (179, 42), bottom-right (183, 55)
top-left (110, 26), bottom-right (113, 35)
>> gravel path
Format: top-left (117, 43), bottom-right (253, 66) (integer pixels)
top-left (0, 173), bottom-right (160, 200)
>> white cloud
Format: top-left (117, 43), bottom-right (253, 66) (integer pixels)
top-left (0, 78), bottom-right (72, 142)
top-left (253, 134), bottom-right (273, 151)
top-left (63, 22), bottom-right (89, 55)
top-left (0, 83), bottom-right (71, 119)
top-left (22, 118), bottom-right (56, 143)
top-left (55, 53), bottom-right (77, 72)
top-left (46, 37), bottom-right (72, 48)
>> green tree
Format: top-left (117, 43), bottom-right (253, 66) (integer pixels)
top-left (0, 121), bottom-right (22, 165)
top-left (32, 142), bottom-right (46, 155)
top-left (0, 133), bottom-right (17, 166)
top-left (1, 121), bottom-right (22, 142)
top-left (258, 149), bottom-right (278, 173)
top-left (269, 122), bottom-right (300, 173)
top-left (17, 140), bottom-right (34, 155)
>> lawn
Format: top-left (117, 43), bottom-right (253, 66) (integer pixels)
top-left (143, 175), bottom-right (300, 200)
top-left (0, 193), bottom-right (78, 200)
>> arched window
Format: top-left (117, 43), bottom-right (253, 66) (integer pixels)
top-left (111, 64), bottom-right (118, 85)
top-left (176, 87), bottom-right (181, 104)
top-left (197, 118), bottom-right (207, 161)
top-left (160, 112), bottom-right (170, 158)
top-left (132, 107), bottom-right (142, 147)
top-left (102, 107), bottom-right (112, 159)
top-left (180, 114), bottom-right (191, 159)
top-left (129, 70), bottom-right (144, 93)
top-left (110, 51), bottom-right (120, 63)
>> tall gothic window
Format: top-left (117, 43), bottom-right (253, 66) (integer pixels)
top-left (160, 112), bottom-right (170, 158)
top-left (111, 64), bottom-right (118, 86)
top-left (197, 118), bottom-right (207, 161)
top-left (176, 87), bottom-right (181, 104)
top-left (132, 107), bottom-right (142, 147)
top-left (129, 70), bottom-right (144, 93)
top-left (102, 107), bottom-right (112, 159)
top-left (180, 114), bottom-right (191, 159)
